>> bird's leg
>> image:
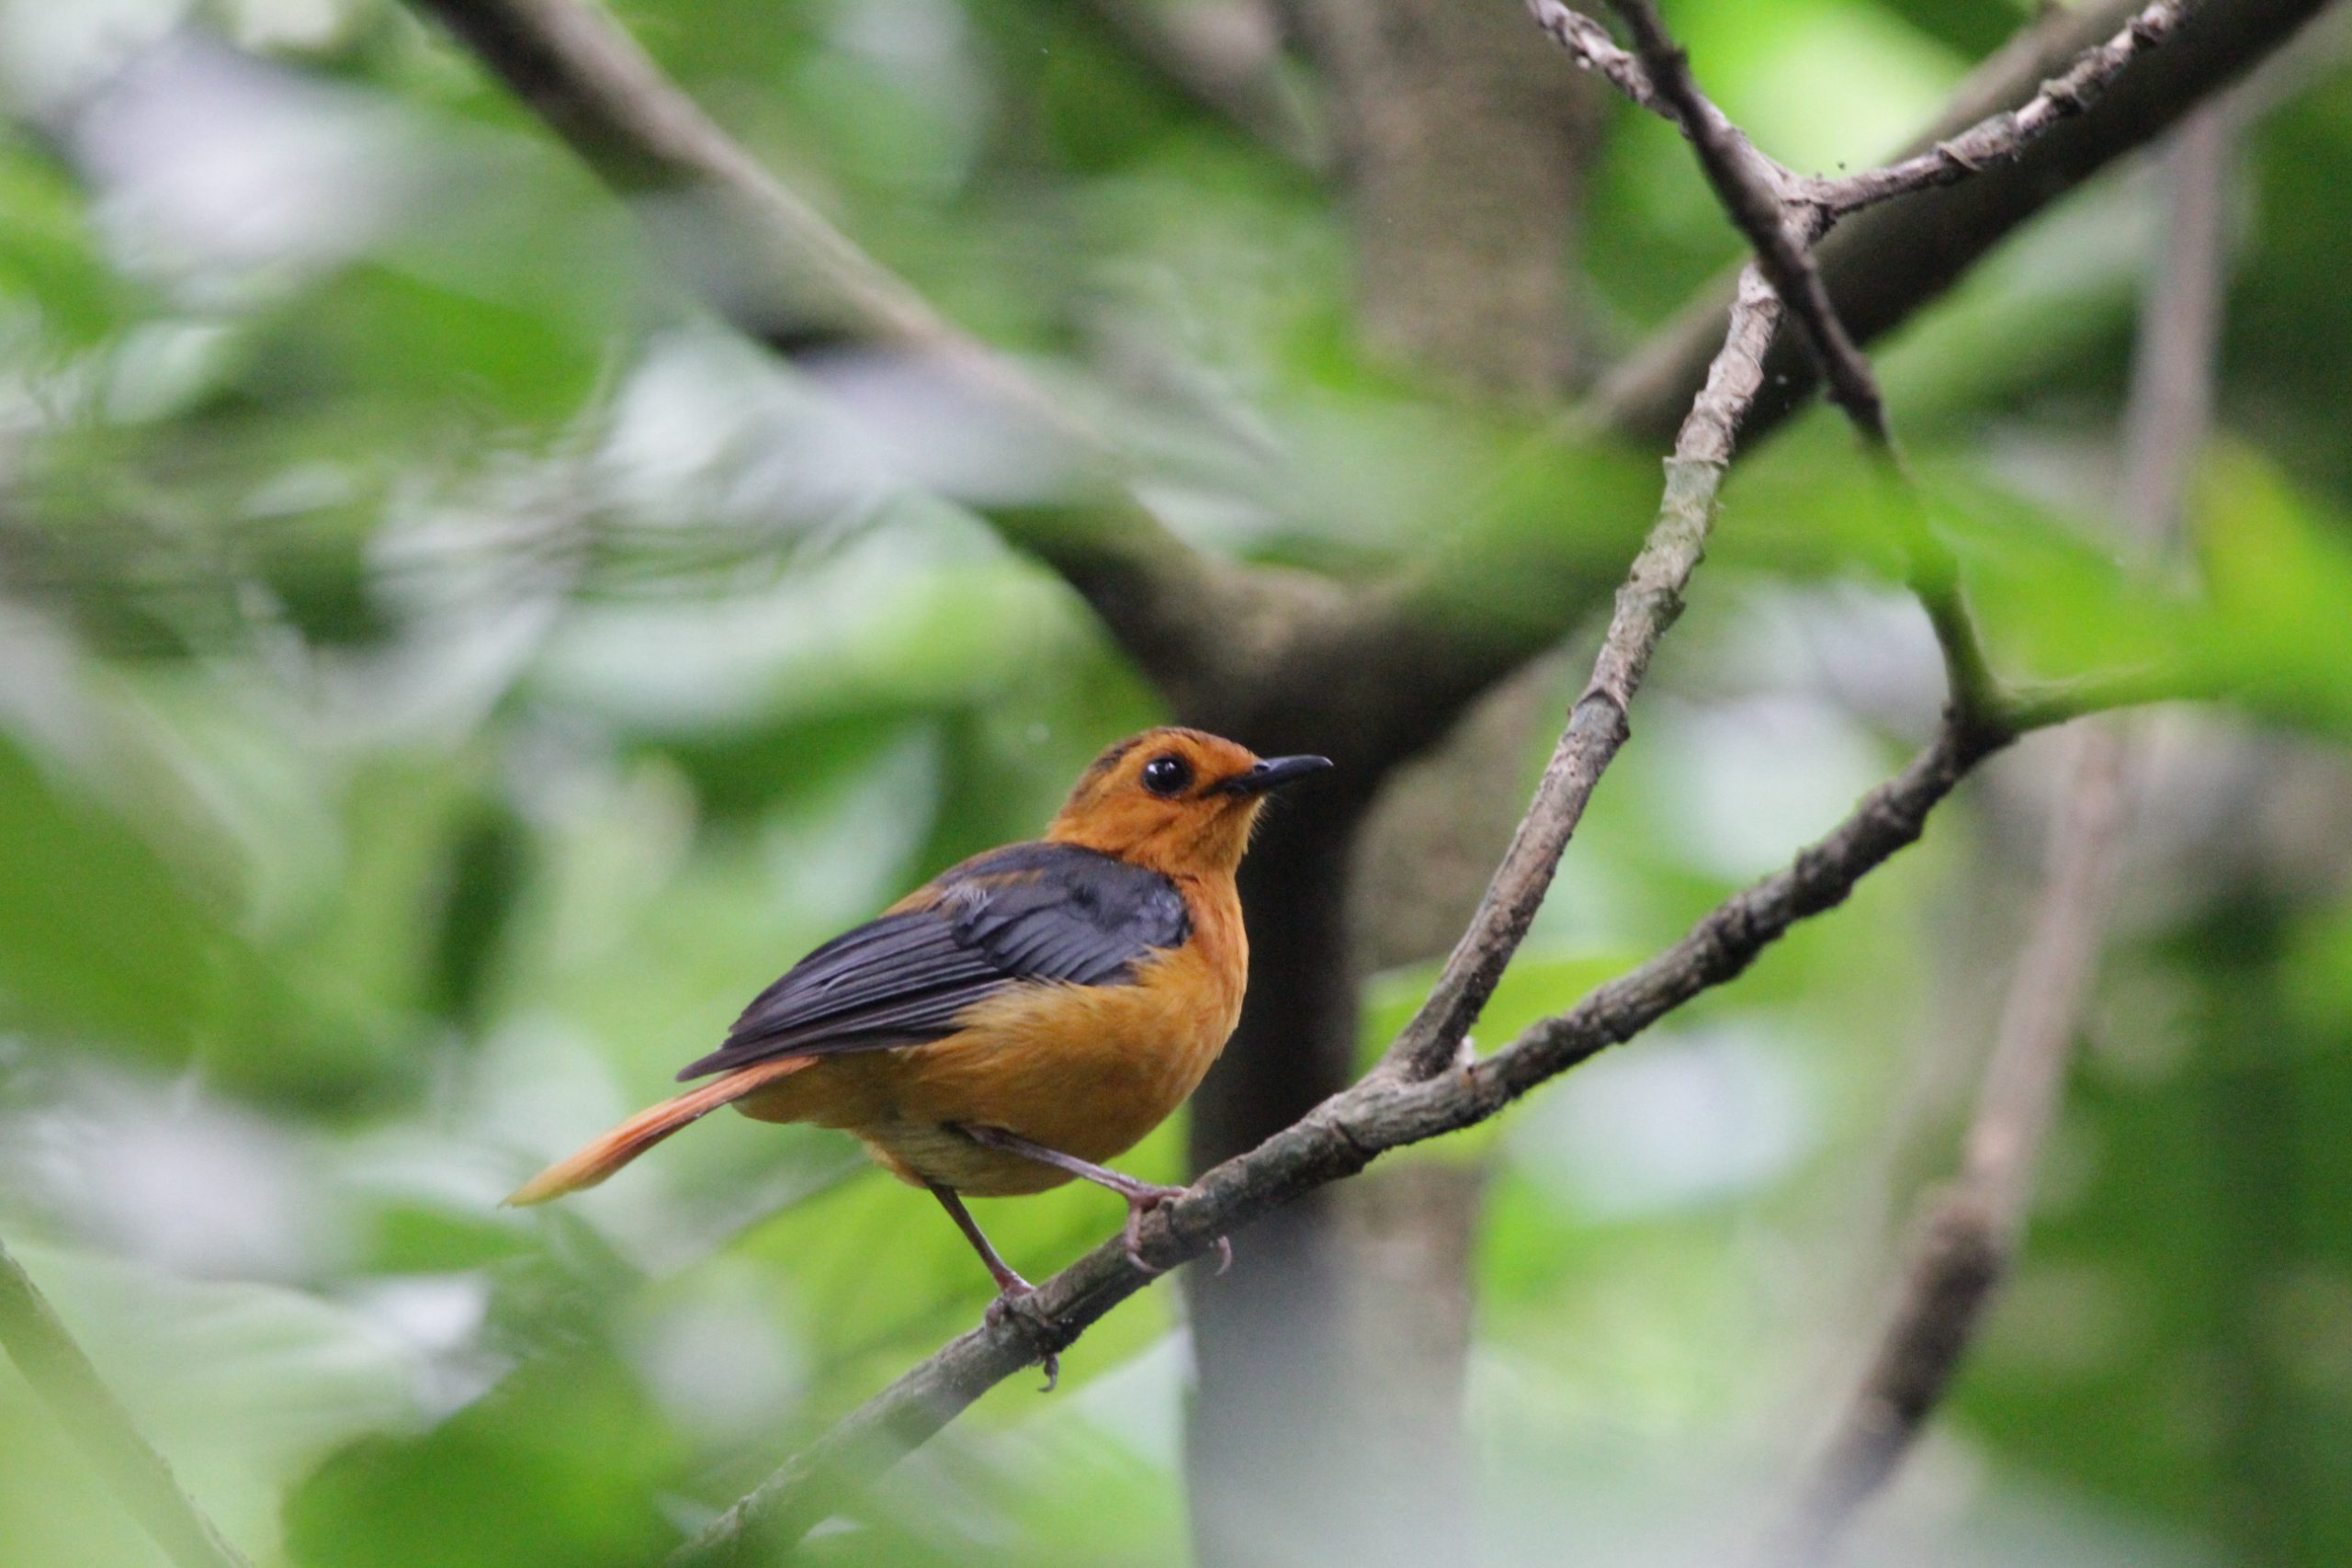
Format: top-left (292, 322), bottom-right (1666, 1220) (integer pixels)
top-left (930, 1183), bottom-right (1059, 1390)
top-left (950, 1124), bottom-right (1232, 1278)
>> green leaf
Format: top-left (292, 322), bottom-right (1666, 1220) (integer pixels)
top-left (0, 137), bottom-right (131, 347)
top-left (0, 737), bottom-right (231, 1062)
top-left (288, 1348), bottom-right (686, 1568)
top-left (2194, 443), bottom-right (2352, 735)
top-left (268, 262), bottom-right (603, 426)
top-left (0, 1241), bottom-right (417, 1565)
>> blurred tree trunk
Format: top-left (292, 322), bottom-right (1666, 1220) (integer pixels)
top-left (1288, 0), bottom-right (1599, 400)
top-left (1286, 0), bottom-right (1603, 398)
top-left (1188, 663), bottom-right (1562, 1567)
top-left (1330, 660), bottom-right (1565, 1563)
top-left (1183, 5), bottom-right (1601, 1559)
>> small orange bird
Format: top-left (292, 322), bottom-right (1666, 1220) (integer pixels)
top-left (510, 728), bottom-right (1329, 1335)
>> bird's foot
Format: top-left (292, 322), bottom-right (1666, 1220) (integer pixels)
top-left (984, 1280), bottom-right (1060, 1392)
top-left (1121, 1186), bottom-right (1232, 1278)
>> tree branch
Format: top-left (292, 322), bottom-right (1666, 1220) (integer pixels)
top-left (669, 670), bottom-right (2213, 1562)
top-left (1587, 0), bottom-right (2004, 732)
top-left (1600, 0), bottom-right (1879, 440)
top-left (1586, 0), bottom-right (2323, 448)
top-left (1570, 0), bottom-right (2268, 740)
top-left (653, 14), bottom-right (2261, 1549)
top-left (1539, 0), bottom-right (2208, 418)
top-left (1818, 0), bottom-right (2206, 215)
top-left (1769, 99), bottom-right (2233, 1566)
top-left (1378, 259), bottom-right (1784, 1081)
top-left (401, 0), bottom-right (1280, 710)
top-left (1347, 0), bottom-right (2284, 765)
top-left (1768, 727), bottom-right (2131, 1568)
top-left (1527, 0), bottom-right (1667, 116)
top-left (0, 1236), bottom-right (255, 1568)
top-left (1379, 0), bottom-right (2021, 1086)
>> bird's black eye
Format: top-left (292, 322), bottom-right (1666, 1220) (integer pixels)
top-left (1140, 753), bottom-right (1193, 797)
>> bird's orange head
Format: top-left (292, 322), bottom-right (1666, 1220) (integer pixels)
top-left (1046, 727), bottom-right (1331, 878)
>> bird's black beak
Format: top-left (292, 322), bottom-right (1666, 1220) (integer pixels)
top-left (1219, 754), bottom-right (1335, 796)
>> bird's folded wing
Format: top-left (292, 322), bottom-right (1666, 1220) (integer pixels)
top-left (674, 840), bottom-right (1190, 1080)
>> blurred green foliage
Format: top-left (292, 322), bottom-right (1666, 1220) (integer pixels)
top-left (0, 1), bottom-right (2346, 1566)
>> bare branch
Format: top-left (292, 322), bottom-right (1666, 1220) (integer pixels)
top-left (1525, 0), bottom-right (1667, 118)
top-left (1379, 261), bottom-right (1785, 1080)
top-left (657, 15), bottom-right (2262, 1542)
top-left (401, 0), bottom-right (1269, 707)
top-left (1602, 1), bottom-right (1879, 440)
top-left (0, 1237), bottom-right (255, 1568)
top-left (1337, 0), bottom-right (2312, 770)
top-left (1381, 0), bottom-right (1901, 1085)
top-left (669, 668), bottom-right (2195, 1562)
top-left (1820, 0), bottom-right (2206, 214)
top-left (1768, 727), bottom-right (2131, 1568)
top-left (1770, 101), bottom-right (2233, 1566)
top-left (1587, 0), bottom-right (2323, 449)
top-left (1579, 2), bottom-right (2000, 728)
top-left (674, 658), bottom-right (2200, 1562)
top-left (641, 10), bottom-right (2267, 1560)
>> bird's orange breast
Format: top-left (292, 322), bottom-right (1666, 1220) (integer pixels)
top-left (737, 874), bottom-right (1246, 1196)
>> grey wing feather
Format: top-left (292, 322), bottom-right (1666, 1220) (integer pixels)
top-left (675, 842), bottom-right (1190, 1080)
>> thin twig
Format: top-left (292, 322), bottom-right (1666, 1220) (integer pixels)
top-left (1385, 12), bottom-right (1926, 1093)
top-left (0, 1237), bottom-right (256, 1568)
top-left (1580, 0), bottom-right (2312, 452)
top-left (1600, 1), bottom-right (2011, 724)
top-left (1380, 261), bottom-right (1785, 1081)
top-left (1380, 0), bottom-right (1867, 1084)
top-left (1767, 728), bottom-right (2131, 1568)
top-left (662, 7), bottom-right (2238, 1551)
top-left (1604, 1), bottom-right (1882, 444)
top-left (1584, 0), bottom-right (2000, 728)
top-left (1818, 0), bottom-right (2208, 214)
top-left (1526, 0), bottom-right (1667, 117)
top-left (659, 664), bottom-right (2217, 1563)
top-left (1770, 100), bottom-right (2233, 1566)
top-left (1374, 0), bottom-right (2266, 764)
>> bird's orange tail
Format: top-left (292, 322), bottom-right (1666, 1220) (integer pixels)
top-left (504, 1057), bottom-right (816, 1206)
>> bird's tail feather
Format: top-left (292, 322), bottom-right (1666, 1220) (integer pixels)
top-left (505, 1056), bottom-right (816, 1205)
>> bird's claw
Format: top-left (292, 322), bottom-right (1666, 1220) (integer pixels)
top-left (1121, 1186), bottom-right (1231, 1278)
top-left (985, 1281), bottom-right (1060, 1392)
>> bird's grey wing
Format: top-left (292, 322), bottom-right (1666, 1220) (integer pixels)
top-left (674, 841), bottom-right (1189, 1080)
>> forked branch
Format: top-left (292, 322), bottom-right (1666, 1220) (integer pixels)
top-left (1582, 0), bottom-right (2320, 447)
top-left (1769, 98), bottom-right (2233, 1565)
top-left (659, 6), bottom-right (2245, 1555)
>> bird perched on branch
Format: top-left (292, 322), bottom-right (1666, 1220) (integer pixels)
top-left (509, 727), bottom-right (1329, 1365)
